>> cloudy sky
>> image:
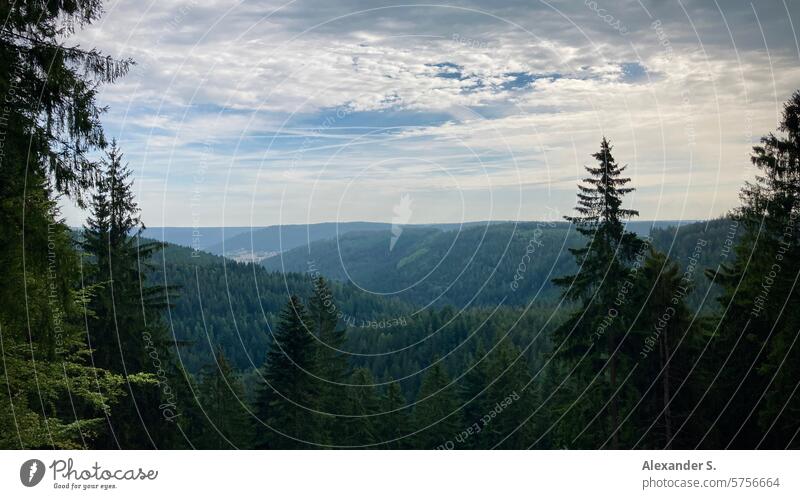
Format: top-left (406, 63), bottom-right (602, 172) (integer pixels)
top-left (61, 0), bottom-right (800, 227)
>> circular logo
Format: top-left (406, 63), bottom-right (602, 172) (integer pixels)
top-left (20, 459), bottom-right (45, 487)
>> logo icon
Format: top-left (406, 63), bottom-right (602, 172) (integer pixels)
top-left (20, 459), bottom-right (45, 487)
top-left (390, 193), bottom-right (413, 251)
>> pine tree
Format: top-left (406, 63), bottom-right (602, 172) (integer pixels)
top-left (551, 138), bottom-right (642, 449)
top-left (307, 277), bottom-right (350, 442)
top-left (709, 91), bottom-right (800, 449)
top-left (0, 1), bottom-right (130, 449)
top-left (411, 362), bottom-right (462, 449)
top-left (458, 345), bottom-right (492, 449)
top-left (196, 350), bottom-right (254, 449)
top-left (627, 250), bottom-right (701, 449)
top-left (339, 368), bottom-right (380, 447)
top-left (553, 137), bottom-right (641, 299)
top-left (255, 296), bottom-right (322, 448)
top-left (377, 380), bottom-right (411, 449)
top-left (81, 141), bottom-right (170, 373)
top-left (79, 142), bottom-right (177, 449)
top-left (481, 337), bottom-right (536, 449)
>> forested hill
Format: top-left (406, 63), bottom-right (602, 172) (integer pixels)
top-left (263, 219), bottom-right (741, 309)
top-left (148, 242), bottom-right (415, 373)
top-left (153, 217), bottom-right (741, 377)
top-left (203, 221), bottom-right (484, 259)
top-left (147, 240), bottom-right (563, 400)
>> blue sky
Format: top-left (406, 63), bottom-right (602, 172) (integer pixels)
top-left (61, 0), bottom-right (800, 227)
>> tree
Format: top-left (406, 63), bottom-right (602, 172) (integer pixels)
top-left (196, 350), bottom-right (254, 449)
top-left (708, 91), bottom-right (800, 449)
top-left (480, 337), bottom-right (537, 449)
top-left (411, 362), bottom-right (462, 449)
top-left (339, 368), bottom-right (380, 447)
top-left (78, 142), bottom-right (177, 449)
top-left (0, 0), bottom-right (130, 449)
top-left (551, 138), bottom-right (643, 448)
top-left (627, 250), bottom-right (703, 449)
top-left (80, 142), bottom-right (169, 373)
top-left (255, 296), bottom-right (322, 449)
top-left (307, 277), bottom-right (350, 442)
top-left (377, 380), bottom-right (411, 449)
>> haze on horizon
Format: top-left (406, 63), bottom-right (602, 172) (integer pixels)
top-left (58, 0), bottom-right (800, 228)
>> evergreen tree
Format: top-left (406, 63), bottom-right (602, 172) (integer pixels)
top-left (255, 296), bottom-right (322, 449)
top-left (79, 142), bottom-right (176, 449)
top-left (708, 91), bottom-right (800, 449)
top-left (81, 142), bottom-right (169, 372)
top-left (0, 0), bottom-right (130, 449)
top-left (458, 345), bottom-right (492, 449)
top-left (551, 138), bottom-right (642, 448)
top-left (196, 350), bottom-right (254, 449)
top-left (411, 362), bottom-right (462, 449)
top-left (307, 276), bottom-right (350, 442)
top-left (339, 368), bottom-right (380, 447)
top-left (627, 250), bottom-right (703, 449)
top-left (481, 337), bottom-right (537, 449)
top-left (377, 380), bottom-right (411, 449)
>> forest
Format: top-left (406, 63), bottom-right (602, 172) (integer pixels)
top-left (1, 1), bottom-right (799, 450)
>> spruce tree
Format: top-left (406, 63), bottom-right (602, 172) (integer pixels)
top-left (458, 345), bottom-right (492, 449)
top-left (81, 141), bottom-right (169, 373)
top-left (79, 142), bottom-right (176, 449)
top-left (708, 91), bottom-right (800, 449)
top-left (255, 296), bottom-right (322, 448)
top-left (196, 350), bottom-right (254, 449)
top-left (411, 362), bottom-right (462, 449)
top-left (377, 380), bottom-right (411, 449)
top-left (628, 250), bottom-right (701, 449)
top-left (551, 138), bottom-right (642, 449)
top-left (340, 368), bottom-right (380, 447)
top-left (481, 337), bottom-right (536, 449)
top-left (0, 1), bottom-right (130, 449)
top-left (307, 277), bottom-right (350, 442)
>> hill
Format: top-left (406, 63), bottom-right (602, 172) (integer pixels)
top-left (263, 219), bottom-right (737, 309)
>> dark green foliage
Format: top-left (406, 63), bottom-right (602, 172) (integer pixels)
top-left (338, 368), bottom-right (381, 447)
top-left (79, 142), bottom-right (170, 373)
top-left (307, 277), bottom-right (351, 442)
top-left (195, 350), bottom-right (254, 449)
top-left (411, 362), bottom-right (463, 449)
top-left (624, 250), bottom-right (705, 449)
top-left (701, 92), bottom-right (800, 449)
top-left (2, 0), bottom-right (799, 451)
top-left (376, 381), bottom-right (411, 449)
top-left (77, 143), bottom-right (180, 449)
top-left (550, 138), bottom-right (643, 449)
top-left (255, 296), bottom-right (322, 449)
top-left (0, 0), bottom-right (129, 449)
top-left (265, 224), bottom-right (581, 308)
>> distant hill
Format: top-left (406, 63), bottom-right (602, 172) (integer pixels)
top-left (142, 226), bottom-right (254, 251)
top-left (263, 219), bottom-right (733, 309)
top-left (203, 221), bottom-right (489, 262)
top-left (136, 217), bottom-right (740, 376)
top-left (264, 222), bottom-right (582, 307)
top-left (147, 241), bottom-right (415, 373)
top-left (174, 219), bottom-right (684, 261)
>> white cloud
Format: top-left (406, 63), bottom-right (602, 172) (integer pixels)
top-left (59, 0), bottom-right (800, 226)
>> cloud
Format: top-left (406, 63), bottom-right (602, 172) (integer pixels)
top-left (57, 0), bottom-right (800, 226)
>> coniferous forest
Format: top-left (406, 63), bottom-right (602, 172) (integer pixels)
top-left (2, 1), bottom-right (800, 451)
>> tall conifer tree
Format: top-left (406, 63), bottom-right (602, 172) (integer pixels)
top-left (255, 296), bottom-right (322, 448)
top-left (196, 350), bottom-right (254, 449)
top-left (708, 92), bottom-right (800, 449)
top-left (0, 1), bottom-right (130, 449)
top-left (552, 138), bottom-right (642, 448)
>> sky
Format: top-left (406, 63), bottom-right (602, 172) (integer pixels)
top-left (60, 0), bottom-right (800, 227)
